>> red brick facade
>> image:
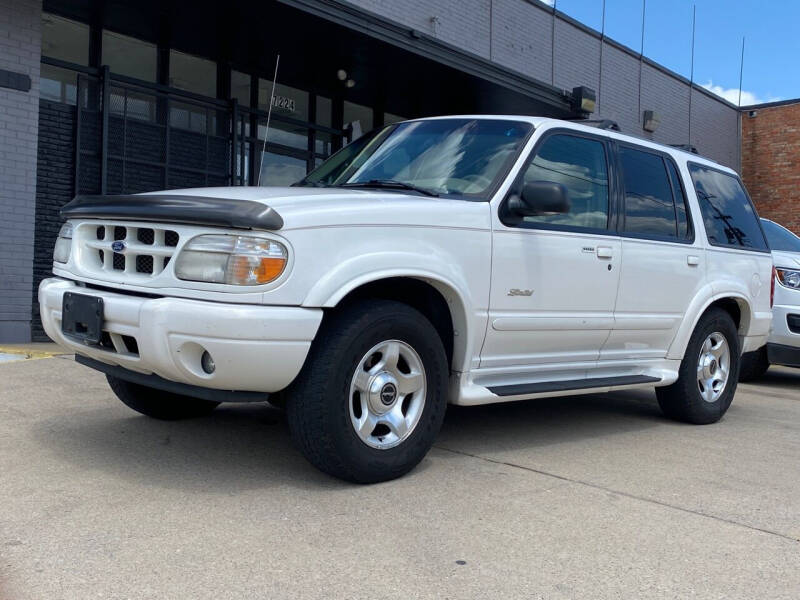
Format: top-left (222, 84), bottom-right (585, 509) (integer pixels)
top-left (741, 101), bottom-right (800, 234)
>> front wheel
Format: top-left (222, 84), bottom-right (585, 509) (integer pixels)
top-left (656, 308), bottom-right (740, 424)
top-left (286, 300), bottom-right (448, 483)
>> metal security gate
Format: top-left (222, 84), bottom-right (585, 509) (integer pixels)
top-left (72, 67), bottom-right (345, 196)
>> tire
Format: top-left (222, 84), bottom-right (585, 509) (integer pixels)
top-left (656, 308), bottom-right (740, 425)
top-left (738, 347), bottom-right (770, 382)
top-left (286, 299), bottom-right (448, 483)
top-left (106, 375), bottom-right (220, 420)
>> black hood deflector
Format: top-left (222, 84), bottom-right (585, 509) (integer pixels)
top-left (60, 194), bottom-right (283, 231)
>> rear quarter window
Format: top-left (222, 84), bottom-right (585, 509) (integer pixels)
top-left (688, 163), bottom-right (768, 251)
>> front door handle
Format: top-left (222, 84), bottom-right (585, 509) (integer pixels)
top-left (687, 255), bottom-right (700, 266)
top-left (596, 246), bottom-right (613, 259)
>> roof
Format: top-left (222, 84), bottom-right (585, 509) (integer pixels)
top-left (740, 98), bottom-right (800, 110)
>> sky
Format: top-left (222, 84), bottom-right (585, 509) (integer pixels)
top-left (540, 0), bottom-right (798, 106)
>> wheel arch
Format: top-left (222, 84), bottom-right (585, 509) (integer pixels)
top-left (306, 271), bottom-right (474, 373)
top-left (668, 291), bottom-right (753, 359)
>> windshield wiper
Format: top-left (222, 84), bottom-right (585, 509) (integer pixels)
top-left (338, 179), bottom-right (439, 197)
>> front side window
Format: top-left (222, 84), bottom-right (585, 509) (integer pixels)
top-left (520, 134), bottom-right (609, 229)
top-left (761, 219), bottom-right (800, 252)
top-left (619, 147), bottom-right (677, 239)
top-left (689, 164), bottom-right (768, 251)
top-left (299, 119), bottom-right (532, 199)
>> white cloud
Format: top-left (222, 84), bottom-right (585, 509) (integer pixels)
top-left (701, 81), bottom-right (781, 107)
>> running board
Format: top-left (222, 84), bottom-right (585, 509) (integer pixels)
top-left (488, 375), bottom-right (661, 397)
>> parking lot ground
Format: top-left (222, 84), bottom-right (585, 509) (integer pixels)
top-left (1, 356), bottom-right (799, 599)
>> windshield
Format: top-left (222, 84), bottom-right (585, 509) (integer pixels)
top-left (298, 118), bottom-right (533, 199)
top-left (761, 218), bottom-right (800, 253)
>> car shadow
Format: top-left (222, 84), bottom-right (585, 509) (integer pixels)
top-left (437, 388), bottom-right (665, 453)
top-left (744, 366), bottom-right (800, 390)
top-left (33, 386), bottom-right (667, 491)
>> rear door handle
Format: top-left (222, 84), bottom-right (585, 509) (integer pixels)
top-left (596, 246), bottom-right (613, 259)
top-left (687, 255), bottom-right (700, 266)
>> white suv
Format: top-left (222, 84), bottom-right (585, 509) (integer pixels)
top-left (40, 116), bottom-right (773, 482)
top-left (739, 218), bottom-right (800, 379)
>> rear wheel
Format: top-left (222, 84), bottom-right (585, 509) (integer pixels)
top-left (656, 308), bottom-right (740, 424)
top-left (286, 300), bottom-right (448, 483)
top-left (106, 375), bottom-right (220, 420)
top-left (738, 346), bottom-right (770, 382)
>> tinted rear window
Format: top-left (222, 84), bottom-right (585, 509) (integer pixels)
top-left (688, 164), bottom-right (768, 251)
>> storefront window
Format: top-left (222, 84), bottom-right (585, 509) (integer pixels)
top-left (316, 95), bottom-right (332, 128)
top-left (257, 121), bottom-right (307, 150)
top-left (259, 152), bottom-right (307, 186)
top-left (258, 79), bottom-right (309, 121)
top-left (384, 112), bottom-right (407, 125)
top-left (169, 50), bottom-right (217, 97)
top-left (40, 64), bottom-right (78, 104)
top-left (343, 101), bottom-right (373, 140)
top-left (102, 30), bottom-right (157, 82)
top-left (231, 70), bottom-right (251, 107)
top-left (41, 13), bottom-right (89, 64)
top-left (40, 13), bottom-right (88, 105)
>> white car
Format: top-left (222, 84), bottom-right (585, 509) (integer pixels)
top-left (739, 218), bottom-right (800, 380)
top-left (40, 116), bottom-right (773, 482)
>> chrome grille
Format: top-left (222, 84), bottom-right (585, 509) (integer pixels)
top-left (81, 223), bottom-right (180, 279)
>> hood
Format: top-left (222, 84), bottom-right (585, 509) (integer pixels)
top-left (772, 249), bottom-right (800, 270)
top-left (141, 186), bottom-right (490, 231)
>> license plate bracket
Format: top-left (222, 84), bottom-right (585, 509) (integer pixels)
top-left (62, 292), bottom-right (104, 345)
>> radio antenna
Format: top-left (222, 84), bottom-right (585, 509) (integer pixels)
top-left (256, 54), bottom-right (280, 186)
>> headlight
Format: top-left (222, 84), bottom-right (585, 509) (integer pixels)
top-left (53, 222), bottom-right (73, 264)
top-left (175, 234), bottom-right (288, 285)
top-left (776, 268), bottom-right (800, 289)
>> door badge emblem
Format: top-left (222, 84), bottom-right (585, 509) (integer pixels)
top-left (508, 288), bottom-right (533, 297)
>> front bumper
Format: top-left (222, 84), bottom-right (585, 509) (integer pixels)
top-left (768, 304), bottom-right (800, 348)
top-left (39, 277), bottom-right (323, 393)
top-left (767, 343), bottom-right (800, 368)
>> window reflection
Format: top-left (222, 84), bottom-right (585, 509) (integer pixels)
top-left (259, 152), bottom-right (307, 186)
top-left (523, 134), bottom-right (609, 229)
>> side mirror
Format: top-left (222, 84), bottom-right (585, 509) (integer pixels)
top-left (509, 181), bottom-right (570, 216)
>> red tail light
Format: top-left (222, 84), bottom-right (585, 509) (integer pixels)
top-left (771, 266), bottom-right (777, 308)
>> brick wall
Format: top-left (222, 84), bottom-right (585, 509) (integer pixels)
top-left (741, 101), bottom-right (800, 235)
top-left (0, 0), bottom-right (41, 342)
top-left (31, 100), bottom-right (75, 340)
top-left (347, 0), bottom-right (741, 168)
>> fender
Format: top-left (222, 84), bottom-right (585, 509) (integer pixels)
top-left (302, 251), bottom-right (480, 373)
top-left (667, 284), bottom-right (753, 360)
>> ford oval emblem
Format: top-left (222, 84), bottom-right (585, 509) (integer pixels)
top-left (111, 240), bottom-right (126, 253)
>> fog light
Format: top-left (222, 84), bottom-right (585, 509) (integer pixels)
top-left (201, 351), bottom-right (215, 374)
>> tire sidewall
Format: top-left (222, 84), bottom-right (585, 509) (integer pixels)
top-left (684, 309), bottom-right (741, 420)
top-left (320, 307), bottom-right (448, 478)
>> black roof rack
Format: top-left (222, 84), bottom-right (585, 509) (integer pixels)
top-left (571, 118), bottom-right (621, 131)
top-left (669, 143), bottom-right (699, 155)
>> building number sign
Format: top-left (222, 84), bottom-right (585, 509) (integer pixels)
top-left (272, 94), bottom-right (296, 113)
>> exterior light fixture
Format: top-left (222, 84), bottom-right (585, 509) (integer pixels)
top-left (572, 86), bottom-right (596, 115)
top-left (345, 79), bottom-right (356, 88)
top-left (642, 110), bottom-right (660, 132)
top-left (336, 69), bottom-right (348, 81)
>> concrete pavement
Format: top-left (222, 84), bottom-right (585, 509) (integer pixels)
top-left (1, 356), bottom-right (798, 599)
